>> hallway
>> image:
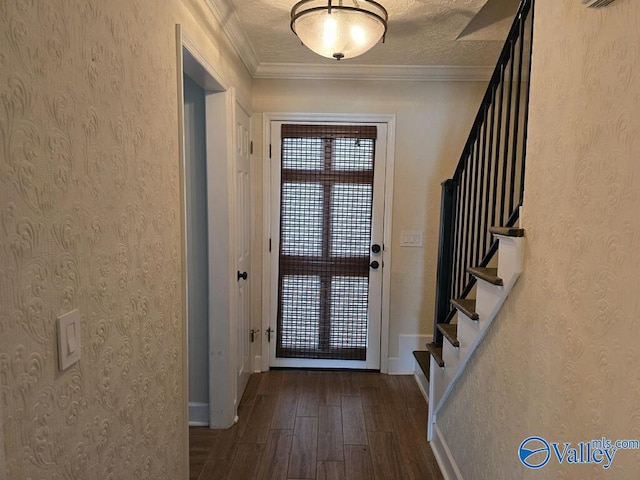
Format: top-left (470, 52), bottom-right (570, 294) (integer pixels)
top-left (189, 370), bottom-right (444, 479)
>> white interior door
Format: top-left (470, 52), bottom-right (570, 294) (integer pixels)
top-left (235, 103), bottom-right (251, 401)
top-left (268, 121), bottom-right (388, 370)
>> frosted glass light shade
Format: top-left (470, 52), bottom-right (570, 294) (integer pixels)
top-left (291, 0), bottom-right (388, 60)
top-left (582, 0), bottom-right (616, 7)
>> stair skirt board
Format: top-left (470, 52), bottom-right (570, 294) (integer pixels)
top-left (428, 232), bottom-right (524, 479)
top-left (414, 366), bottom-right (429, 403)
top-left (433, 276), bottom-right (514, 416)
top-left (430, 423), bottom-right (464, 480)
top-left (189, 402), bottom-right (209, 427)
top-left (432, 236), bottom-right (523, 416)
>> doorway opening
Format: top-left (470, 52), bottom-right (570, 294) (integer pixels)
top-left (178, 26), bottom-right (253, 435)
top-left (182, 72), bottom-right (212, 426)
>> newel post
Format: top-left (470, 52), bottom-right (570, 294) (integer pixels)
top-left (433, 179), bottom-right (457, 345)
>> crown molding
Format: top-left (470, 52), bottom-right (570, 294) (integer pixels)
top-left (204, 0), bottom-right (260, 75)
top-left (253, 63), bottom-right (495, 82)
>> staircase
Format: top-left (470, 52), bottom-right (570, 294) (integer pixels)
top-left (427, 226), bottom-right (524, 437)
top-left (412, 0), bottom-right (535, 472)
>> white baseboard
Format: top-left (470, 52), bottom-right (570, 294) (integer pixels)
top-left (387, 334), bottom-right (432, 374)
top-left (253, 355), bottom-right (262, 373)
top-left (188, 402), bottom-right (209, 427)
top-left (431, 423), bottom-right (463, 480)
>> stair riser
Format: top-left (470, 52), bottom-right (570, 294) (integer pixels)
top-left (442, 341), bottom-right (460, 384)
top-left (495, 235), bottom-right (524, 281)
top-left (429, 359), bottom-right (447, 420)
top-left (414, 363), bottom-right (429, 402)
top-left (456, 312), bottom-right (477, 361)
top-left (475, 281), bottom-right (503, 330)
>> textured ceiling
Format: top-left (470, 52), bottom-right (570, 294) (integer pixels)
top-left (217, 0), bottom-right (517, 68)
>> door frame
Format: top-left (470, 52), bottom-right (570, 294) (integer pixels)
top-left (261, 113), bottom-right (396, 373)
top-left (176, 25), bottom-right (250, 435)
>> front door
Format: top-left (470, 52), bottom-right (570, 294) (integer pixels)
top-left (269, 122), bottom-right (387, 369)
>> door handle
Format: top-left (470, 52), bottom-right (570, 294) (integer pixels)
top-left (237, 271), bottom-right (248, 281)
top-left (370, 260), bottom-right (380, 269)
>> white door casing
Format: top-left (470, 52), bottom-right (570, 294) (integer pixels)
top-left (264, 117), bottom-right (394, 370)
top-left (179, 25), bottom-right (255, 446)
top-left (205, 89), bottom-right (236, 428)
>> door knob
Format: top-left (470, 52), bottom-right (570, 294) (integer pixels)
top-left (237, 271), bottom-right (248, 281)
top-left (371, 244), bottom-right (381, 254)
top-left (370, 260), bottom-right (380, 269)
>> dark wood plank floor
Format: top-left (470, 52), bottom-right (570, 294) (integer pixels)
top-left (190, 371), bottom-right (444, 480)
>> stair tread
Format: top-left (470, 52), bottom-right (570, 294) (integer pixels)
top-left (412, 351), bottom-right (431, 381)
top-left (467, 267), bottom-right (504, 286)
top-left (425, 343), bottom-right (444, 368)
top-left (489, 226), bottom-right (525, 237)
top-left (437, 324), bottom-right (459, 347)
top-left (451, 298), bottom-right (479, 320)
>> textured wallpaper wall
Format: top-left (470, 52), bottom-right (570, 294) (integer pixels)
top-left (438, 1), bottom-right (640, 478)
top-left (0, 1), bottom-right (251, 478)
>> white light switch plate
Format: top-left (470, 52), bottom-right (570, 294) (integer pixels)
top-left (400, 230), bottom-right (423, 247)
top-left (58, 309), bottom-right (81, 370)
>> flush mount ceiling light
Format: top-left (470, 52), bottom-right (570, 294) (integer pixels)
top-left (291, 0), bottom-right (388, 61)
